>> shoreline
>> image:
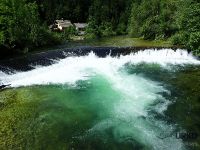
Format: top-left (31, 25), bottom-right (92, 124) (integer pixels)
top-left (0, 36), bottom-right (175, 60)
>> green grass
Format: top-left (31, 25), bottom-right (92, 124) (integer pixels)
top-left (66, 35), bottom-right (173, 48)
top-left (29, 35), bottom-right (173, 55)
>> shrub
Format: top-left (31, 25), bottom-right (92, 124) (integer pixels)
top-left (141, 18), bottom-right (159, 40)
top-left (63, 26), bottom-right (76, 38)
top-left (187, 32), bottom-right (200, 54)
top-left (99, 22), bottom-right (115, 37)
top-left (85, 18), bottom-right (101, 39)
top-left (116, 23), bottom-right (127, 35)
top-left (171, 32), bottom-right (188, 46)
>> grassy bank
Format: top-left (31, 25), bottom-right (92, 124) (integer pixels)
top-left (66, 36), bottom-right (173, 48)
top-left (0, 35), bottom-right (175, 60)
top-left (26, 36), bottom-right (174, 56)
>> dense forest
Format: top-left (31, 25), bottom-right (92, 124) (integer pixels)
top-left (0, 0), bottom-right (199, 56)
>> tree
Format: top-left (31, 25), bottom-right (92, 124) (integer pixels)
top-left (172, 1), bottom-right (200, 53)
top-left (0, 0), bottom-right (41, 51)
top-left (86, 0), bottom-right (131, 38)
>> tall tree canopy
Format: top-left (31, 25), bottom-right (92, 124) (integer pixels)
top-left (33, 0), bottom-right (92, 24)
top-left (128, 0), bottom-right (200, 53)
top-left (0, 0), bottom-right (40, 50)
top-left (0, 0), bottom-right (200, 55)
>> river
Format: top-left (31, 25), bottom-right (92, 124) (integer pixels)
top-left (0, 47), bottom-right (200, 150)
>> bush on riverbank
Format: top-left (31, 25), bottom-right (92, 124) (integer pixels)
top-left (173, 2), bottom-right (200, 55)
top-left (1, 0), bottom-right (200, 57)
top-left (0, 0), bottom-right (69, 56)
top-left (85, 19), bottom-right (116, 39)
top-left (128, 0), bottom-right (200, 55)
top-left (85, 0), bottom-right (131, 39)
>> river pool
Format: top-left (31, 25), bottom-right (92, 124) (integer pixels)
top-left (0, 48), bottom-right (200, 150)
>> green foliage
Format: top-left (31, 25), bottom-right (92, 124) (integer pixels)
top-left (0, 0), bottom-right (64, 54)
top-left (141, 16), bottom-right (160, 40)
top-left (99, 22), bottom-right (115, 37)
top-left (129, 0), bottom-right (200, 54)
top-left (0, 31), bottom-right (4, 44)
top-left (62, 26), bottom-right (76, 40)
top-left (188, 32), bottom-right (200, 54)
top-left (0, 0), bottom-right (41, 51)
top-left (86, 20), bottom-right (116, 39)
top-left (85, 17), bottom-right (101, 39)
top-left (11, 1), bottom-right (36, 44)
top-left (0, 0), bottom-right (200, 56)
top-left (116, 23), bottom-right (127, 35)
top-left (129, 0), bottom-right (178, 40)
top-left (33, 0), bottom-right (92, 24)
top-left (35, 26), bottom-right (63, 46)
top-left (171, 1), bottom-right (200, 53)
top-left (171, 32), bottom-right (188, 46)
top-left (86, 0), bottom-right (131, 39)
top-left (180, 2), bottom-right (200, 53)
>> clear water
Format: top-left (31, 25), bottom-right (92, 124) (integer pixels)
top-left (0, 49), bottom-right (200, 150)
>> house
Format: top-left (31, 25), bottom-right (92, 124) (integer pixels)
top-left (74, 23), bottom-right (88, 35)
top-left (50, 19), bottom-right (73, 31)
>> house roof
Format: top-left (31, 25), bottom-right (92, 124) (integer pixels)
top-left (74, 23), bottom-right (88, 28)
top-left (55, 20), bottom-right (73, 28)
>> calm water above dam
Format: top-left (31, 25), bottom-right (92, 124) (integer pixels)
top-left (0, 48), bottom-right (200, 150)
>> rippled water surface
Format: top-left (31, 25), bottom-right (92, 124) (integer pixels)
top-left (0, 49), bottom-right (200, 150)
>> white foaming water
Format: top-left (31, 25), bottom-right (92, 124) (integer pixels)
top-left (0, 49), bottom-right (199, 87)
top-left (0, 71), bottom-right (7, 78)
top-left (0, 49), bottom-right (199, 149)
top-left (86, 74), bottom-right (182, 149)
top-left (130, 49), bottom-right (199, 65)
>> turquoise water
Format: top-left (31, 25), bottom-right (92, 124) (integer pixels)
top-left (0, 49), bottom-right (200, 149)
